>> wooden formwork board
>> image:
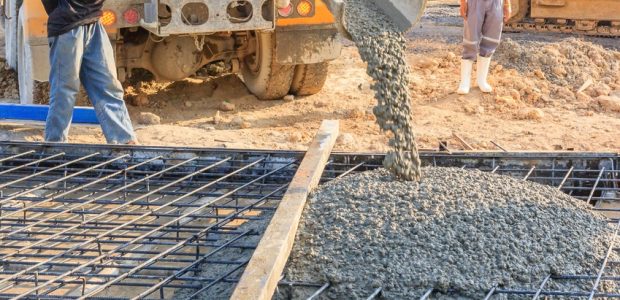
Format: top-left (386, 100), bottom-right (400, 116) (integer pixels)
top-left (231, 120), bottom-right (339, 300)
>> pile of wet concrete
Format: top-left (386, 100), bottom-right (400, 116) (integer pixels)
top-left (282, 168), bottom-right (616, 299)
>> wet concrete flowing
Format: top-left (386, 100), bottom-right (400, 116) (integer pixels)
top-left (344, 0), bottom-right (421, 181)
top-left (282, 168), bottom-right (616, 299)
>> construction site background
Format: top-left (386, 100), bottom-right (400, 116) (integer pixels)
top-left (0, 0), bottom-right (619, 153)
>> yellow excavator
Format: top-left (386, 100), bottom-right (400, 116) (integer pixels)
top-left (506, 0), bottom-right (620, 36)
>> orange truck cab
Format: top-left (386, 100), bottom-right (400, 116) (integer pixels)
top-left (1, 0), bottom-right (346, 104)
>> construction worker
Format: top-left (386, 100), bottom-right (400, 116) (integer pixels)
top-left (457, 0), bottom-right (512, 94)
top-left (42, 0), bottom-right (138, 144)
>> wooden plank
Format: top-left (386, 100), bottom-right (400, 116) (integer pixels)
top-left (0, 104), bottom-right (99, 124)
top-left (231, 120), bottom-right (339, 300)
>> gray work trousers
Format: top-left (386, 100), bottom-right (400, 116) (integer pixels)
top-left (462, 0), bottom-right (504, 60)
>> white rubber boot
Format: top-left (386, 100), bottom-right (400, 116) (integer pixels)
top-left (457, 59), bottom-right (473, 95)
top-left (477, 55), bottom-right (493, 93)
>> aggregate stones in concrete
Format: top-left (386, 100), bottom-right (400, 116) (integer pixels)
top-left (344, 0), bottom-right (422, 181)
top-left (282, 167), bottom-right (616, 299)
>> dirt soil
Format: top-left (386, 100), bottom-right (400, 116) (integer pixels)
top-left (1, 1), bottom-right (619, 152)
top-left (281, 167), bottom-right (616, 299)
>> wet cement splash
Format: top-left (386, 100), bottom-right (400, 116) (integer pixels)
top-left (344, 0), bottom-right (422, 181)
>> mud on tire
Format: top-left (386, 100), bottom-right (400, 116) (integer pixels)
top-left (241, 31), bottom-right (295, 100)
top-left (290, 62), bottom-right (329, 96)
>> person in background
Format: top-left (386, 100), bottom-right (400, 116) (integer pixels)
top-left (41, 0), bottom-right (138, 144)
top-left (457, 0), bottom-right (512, 94)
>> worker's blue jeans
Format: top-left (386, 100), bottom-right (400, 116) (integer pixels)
top-left (45, 21), bottom-right (136, 144)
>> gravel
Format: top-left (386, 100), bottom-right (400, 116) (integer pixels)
top-left (0, 58), bottom-right (19, 100)
top-left (282, 167), bottom-right (616, 299)
top-left (496, 38), bottom-right (620, 89)
top-left (344, 0), bottom-right (421, 181)
top-left (420, 3), bottom-right (463, 27)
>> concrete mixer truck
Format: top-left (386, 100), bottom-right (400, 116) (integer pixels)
top-left (1, 0), bottom-right (426, 104)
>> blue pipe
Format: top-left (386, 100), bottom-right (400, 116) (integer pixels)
top-left (0, 104), bottom-right (99, 124)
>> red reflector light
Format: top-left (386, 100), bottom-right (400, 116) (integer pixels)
top-left (278, 3), bottom-right (293, 17)
top-left (123, 8), bottom-right (141, 25)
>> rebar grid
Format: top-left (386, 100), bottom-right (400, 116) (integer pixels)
top-left (0, 143), bottom-right (301, 299)
top-left (1, 143), bottom-right (619, 299)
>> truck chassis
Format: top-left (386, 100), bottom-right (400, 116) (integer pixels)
top-left (2, 0), bottom-right (343, 104)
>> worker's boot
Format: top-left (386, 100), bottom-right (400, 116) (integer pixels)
top-left (457, 59), bottom-right (473, 95)
top-left (477, 55), bottom-right (493, 93)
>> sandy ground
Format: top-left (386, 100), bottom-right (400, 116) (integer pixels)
top-left (1, 1), bottom-right (619, 152)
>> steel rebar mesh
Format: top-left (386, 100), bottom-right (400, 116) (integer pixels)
top-left (0, 143), bottom-right (301, 299)
top-left (1, 143), bottom-right (619, 299)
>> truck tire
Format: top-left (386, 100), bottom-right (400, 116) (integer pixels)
top-left (241, 31), bottom-right (294, 100)
top-left (290, 62), bottom-right (329, 96)
top-left (17, 7), bottom-right (36, 105)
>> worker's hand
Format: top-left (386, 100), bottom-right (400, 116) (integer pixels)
top-left (503, 2), bottom-right (512, 23)
top-left (460, 0), bottom-right (467, 20)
